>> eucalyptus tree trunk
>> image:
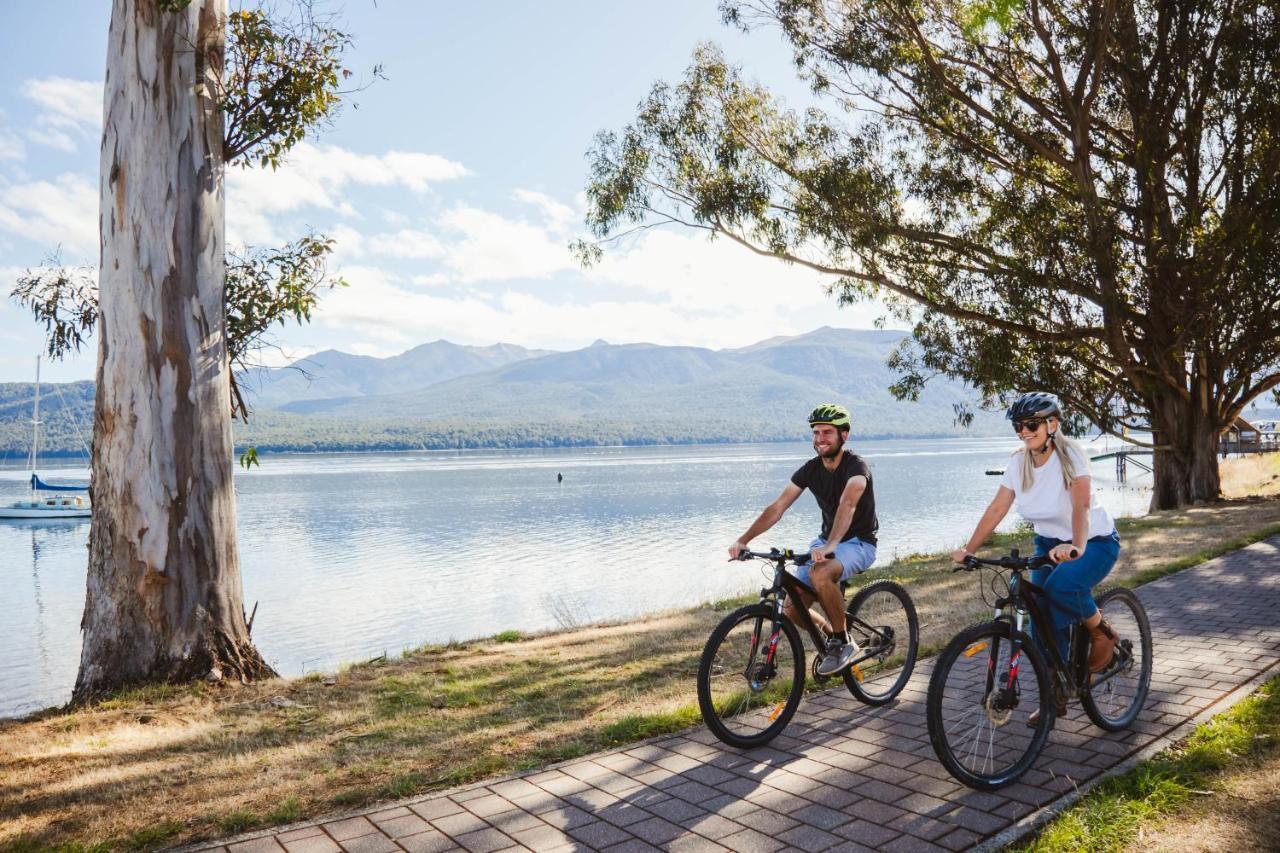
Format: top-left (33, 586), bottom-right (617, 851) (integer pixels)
top-left (75, 0), bottom-right (273, 702)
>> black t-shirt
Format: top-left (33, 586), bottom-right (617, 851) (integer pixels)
top-left (790, 451), bottom-right (878, 546)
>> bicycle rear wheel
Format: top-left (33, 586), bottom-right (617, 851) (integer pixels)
top-left (1081, 587), bottom-right (1152, 731)
top-left (927, 621), bottom-right (1053, 790)
top-left (697, 603), bottom-right (805, 748)
top-left (843, 579), bottom-right (919, 705)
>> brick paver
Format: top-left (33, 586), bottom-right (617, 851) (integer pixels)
top-left (187, 537), bottom-right (1280, 852)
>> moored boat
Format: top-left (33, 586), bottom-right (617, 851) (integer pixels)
top-left (0, 358), bottom-right (91, 520)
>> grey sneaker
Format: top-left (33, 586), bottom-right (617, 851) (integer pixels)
top-left (816, 634), bottom-right (859, 676)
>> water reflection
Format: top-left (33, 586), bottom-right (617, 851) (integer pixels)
top-left (0, 439), bottom-right (1150, 718)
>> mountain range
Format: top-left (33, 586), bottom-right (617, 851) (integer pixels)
top-left (2, 328), bottom-right (1008, 455)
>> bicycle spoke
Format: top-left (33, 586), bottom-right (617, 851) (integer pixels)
top-left (843, 580), bottom-right (918, 705)
top-left (928, 624), bottom-right (1049, 788)
top-left (698, 605), bottom-right (804, 746)
top-left (1081, 588), bottom-right (1152, 731)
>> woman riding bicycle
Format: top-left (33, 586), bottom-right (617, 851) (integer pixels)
top-left (951, 392), bottom-right (1119, 716)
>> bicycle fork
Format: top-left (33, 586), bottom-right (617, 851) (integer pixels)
top-left (983, 610), bottom-right (1026, 720)
top-left (746, 616), bottom-right (783, 690)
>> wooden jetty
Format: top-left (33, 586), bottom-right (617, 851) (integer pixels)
top-left (1090, 448), bottom-right (1153, 482)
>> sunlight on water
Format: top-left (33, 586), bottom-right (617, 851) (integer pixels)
top-left (0, 438), bottom-right (1151, 717)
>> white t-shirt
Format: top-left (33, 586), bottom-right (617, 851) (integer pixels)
top-left (999, 444), bottom-right (1115, 542)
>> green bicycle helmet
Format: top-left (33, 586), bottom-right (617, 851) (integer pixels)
top-left (807, 403), bottom-right (851, 429)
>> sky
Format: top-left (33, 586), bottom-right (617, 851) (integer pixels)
top-left (0, 1), bottom-right (897, 384)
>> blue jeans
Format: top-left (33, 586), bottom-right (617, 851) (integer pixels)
top-left (1028, 532), bottom-right (1120, 662)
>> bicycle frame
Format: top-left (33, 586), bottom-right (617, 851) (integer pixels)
top-left (990, 568), bottom-right (1130, 703)
top-left (747, 551), bottom-right (890, 675)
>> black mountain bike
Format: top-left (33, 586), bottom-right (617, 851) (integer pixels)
top-left (926, 548), bottom-right (1153, 789)
top-left (696, 547), bottom-right (919, 748)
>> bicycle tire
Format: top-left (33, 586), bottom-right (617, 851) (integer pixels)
top-left (927, 621), bottom-right (1054, 790)
top-left (697, 603), bottom-right (805, 748)
top-left (842, 579), bottom-right (919, 706)
top-left (1081, 587), bottom-right (1153, 731)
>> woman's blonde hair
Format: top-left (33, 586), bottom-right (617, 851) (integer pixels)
top-left (1018, 419), bottom-right (1082, 491)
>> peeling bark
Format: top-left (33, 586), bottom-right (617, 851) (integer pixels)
top-left (75, 0), bottom-right (274, 703)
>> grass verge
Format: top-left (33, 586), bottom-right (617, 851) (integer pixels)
top-left (2, 497), bottom-right (1278, 851)
top-left (1013, 676), bottom-right (1280, 852)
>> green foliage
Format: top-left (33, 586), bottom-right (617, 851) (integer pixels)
top-left (221, 7), bottom-right (354, 169)
top-left (959, 0), bottom-right (1026, 35)
top-left (225, 232), bottom-right (346, 419)
top-left (493, 630), bottom-right (524, 643)
top-left (9, 259), bottom-right (99, 361)
top-left (238, 446), bottom-right (260, 469)
top-left (226, 234), bottom-right (347, 370)
top-left (586, 1), bottom-right (1280, 505)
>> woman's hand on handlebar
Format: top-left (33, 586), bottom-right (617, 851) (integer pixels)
top-left (728, 541), bottom-right (748, 561)
top-left (1049, 543), bottom-right (1082, 564)
top-left (951, 548), bottom-right (972, 566)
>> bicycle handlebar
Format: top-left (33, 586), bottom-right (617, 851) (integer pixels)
top-left (954, 547), bottom-right (1076, 573)
top-left (732, 547), bottom-right (812, 565)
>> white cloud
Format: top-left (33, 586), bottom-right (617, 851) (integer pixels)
top-left (367, 228), bottom-right (445, 260)
top-left (228, 142), bottom-right (468, 215)
top-left (345, 341), bottom-right (404, 359)
top-left (435, 205), bottom-right (576, 283)
top-left (0, 172), bottom-right (98, 257)
top-left (292, 184), bottom-right (894, 356)
top-left (22, 77), bottom-right (102, 152)
top-left (0, 125), bottom-right (24, 161)
top-left (514, 188), bottom-right (576, 234)
top-left (592, 228), bottom-right (837, 315)
top-left (325, 224), bottom-right (367, 263)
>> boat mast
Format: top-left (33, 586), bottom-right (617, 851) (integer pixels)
top-left (29, 355), bottom-right (41, 475)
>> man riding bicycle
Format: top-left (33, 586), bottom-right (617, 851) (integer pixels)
top-left (728, 403), bottom-right (878, 676)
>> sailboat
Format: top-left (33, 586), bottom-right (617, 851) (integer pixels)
top-left (0, 357), bottom-right (91, 520)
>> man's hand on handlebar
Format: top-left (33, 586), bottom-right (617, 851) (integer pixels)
top-left (950, 548), bottom-right (972, 566)
top-left (728, 541), bottom-right (748, 561)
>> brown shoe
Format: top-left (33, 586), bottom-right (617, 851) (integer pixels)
top-left (1087, 620), bottom-right (1118, 673)
top-left (1026, 682), bottom-right (1069, 727)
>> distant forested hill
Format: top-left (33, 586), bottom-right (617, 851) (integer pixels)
top-left (0, 328), bottom-right (1011, 456)
top-left (0, 381), bottom-right (95, 462)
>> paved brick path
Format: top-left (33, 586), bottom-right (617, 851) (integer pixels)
top-left (192, 536), bottom-right (1280, 853)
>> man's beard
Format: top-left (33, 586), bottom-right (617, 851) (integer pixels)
top-left (815, 435), bottom-right (845, 460)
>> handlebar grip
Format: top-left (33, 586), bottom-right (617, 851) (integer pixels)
top-left (1067, 547), bottom-right (1080, 560)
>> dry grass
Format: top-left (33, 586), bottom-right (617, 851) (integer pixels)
top-left (1122, 754), bottom-right (1280, 852)
top-left (3, 497), bottom-right (1280, 851)
top-left (1221, 451), bottom-right (1280, 499)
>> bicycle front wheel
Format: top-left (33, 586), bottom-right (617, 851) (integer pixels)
top-left (927, 621), bottom-right (1053, 790)
top-left (697, 603), bottom-right (805, 748)
top-left (843, 579), bottom-right (919, 705)
top-left (1081, 587), bottom-right (1153, 731)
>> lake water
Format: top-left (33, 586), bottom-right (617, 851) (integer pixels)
top-left (0, 436), bottom-right (1151, 718)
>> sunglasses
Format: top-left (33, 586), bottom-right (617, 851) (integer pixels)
top-left (1012, 418), bottom-right (1047, 434)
